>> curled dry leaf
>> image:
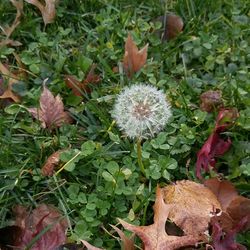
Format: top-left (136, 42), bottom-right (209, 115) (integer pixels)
top-left (123, 33), bottom-right (148, 78)
top-left (25, 0), bottom-right (58, 25)
top-left (42, 149), bottom-right (67, 176)
top-left (163, 180), bottom-right (221, 236)
top-left (65, 64), bottom-right (101, 96)
top-left (13, 204), bottom-right (68, 250)
top-left (119, 186), bottom-right (203, 250)
top-left (28, 86), bottom-right (72, 129)
top-left (200, 90), bottom-right (223, 112)
top-left (0, 61), bottom-right (21, 102)
top-left (155, 13), bottom-right (184, 41)
top-left (1, 0), bottom-right (23, 38)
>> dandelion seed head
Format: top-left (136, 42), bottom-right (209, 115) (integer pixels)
top-left (112, 84), bottom-right (172, 139)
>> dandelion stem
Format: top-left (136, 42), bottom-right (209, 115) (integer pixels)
top-left (137, 138), bottom-right (145, 175)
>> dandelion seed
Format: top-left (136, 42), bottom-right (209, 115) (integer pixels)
top-left (112, 84), bottom-right (172, 139)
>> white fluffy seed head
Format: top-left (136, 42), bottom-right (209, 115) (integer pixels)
top-left (112, 84), bottom-right (172, 139)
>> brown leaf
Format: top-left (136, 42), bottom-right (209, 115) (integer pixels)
top-left (203, 177), bottom-right (238, 211)
top-left (119, 186), bottom-right (203, 250)
top-left (227, 196), bottom-right (250, 230)
top-left (13, 204), bottom-right (68, 250)
top-left (159, 14), bottom-right (184, 41)
top-left (25, 0), bottom-right (58, 25)
top-left (1, 0), bottom-right (23, 38)
top-left (41, 149), bottom-right (67, 176)
top-left (123, 33), bottom-right (148, 78)
top-left (28, 85), bottom-right (72, 129)
top-left (163, 180), bottom-right (221, 235)
top-left (200, 90), bottom-right (223, 112)
top-left (0, 61), bottom-right (21, 102)
top-left (0, 38), bottom-right (22, 47)
top-left (65, 64), bottom-right (101, 96)
top-left (110, 224), bottom-right (135, 250)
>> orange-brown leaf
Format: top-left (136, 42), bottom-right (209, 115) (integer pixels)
top-left (123, 33), bottom-right (148, 78)
top-left (203, 177), bottom-right (238, 211)
top-left (25, 0), bottom-right (58, 25)
top-left (119, 186), bottom-right (203, 250)
top-left (41, 149), bottom-right (66, 176)
top-left (28, 86), bottom-right (72, 129)
top-left (163, 180), bottom-right (221, 235)
top-left (227, 196), bottom-right (250, 230)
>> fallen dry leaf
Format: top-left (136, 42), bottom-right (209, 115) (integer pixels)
top-left (28, 85), bottom-right (72, 129)
top-left (203, 178), bottom-right (238, 211)
top-left (163, 180), bottom-right (221, 235)
top-left (119, 186), bottom-right (203, 250)
top-left (123, 33), bottom-right (148, 78)
top-left (200, 90), bottom-right (223, 112)
top-left (41, 149), bottom-right (67, 176)
top-left (65, 64), bottom-right (101, 96)
top-left (110, 224), bottom-right (135, 250)
top-left (0, 61), bottom-right (21, 102)
top-left (227, 196), bottom-right (250, 230)
top-left (1, 0), bottom-right (23, 38)
top-left (25, 0), bottom-right (58, 25)
top-left (12, 204), bottom-right (68, 250)
top-left (0, 38), bottom-right (22, 47)
top-left (155, 13), bottom-right (184, 41)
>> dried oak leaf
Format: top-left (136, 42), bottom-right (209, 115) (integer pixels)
top-left (1, 0), bottom-right (23, 38)
top-left (200, 90), bottom-right (223, 112)
top-left (41, 149), bottom-right (67, 176)
top-left (24, 0), bottom-right (58, 25)
top-left (0, 61), bottom-right (21, 102)
top-left (65, 64), bottom-right (101, 96)
top-left (163, 180), bottom-right (221, 236)
top-left (28, 86), bottom-right (72, 129)
top-left (119, 186), bottom-right (202, 250)
top-left (196, 108), bottom-right (239, 179)
top-left (13, 204), bottom-right (68, 250)
top-left (123, 33), bottom-right (148, 78)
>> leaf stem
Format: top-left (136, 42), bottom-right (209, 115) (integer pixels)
top-left (137, 138), bottom-right (145, 175)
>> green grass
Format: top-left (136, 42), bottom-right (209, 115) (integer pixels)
top-left (0, 0), bottom-right (249, 248)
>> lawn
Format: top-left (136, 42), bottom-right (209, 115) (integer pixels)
top-left (0, 0), bottom-right (249, 249)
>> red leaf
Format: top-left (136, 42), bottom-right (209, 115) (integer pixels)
top-left (13, 204), bottom-right (68, 250)
top-left (196, 132), bottom-right (231, 179)
top-left (196, 108), bottom-right (238, 179)
top-left (28, 86), bottom-right (72, 129)
top-left (210, 217), bottom-right (248, 250)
